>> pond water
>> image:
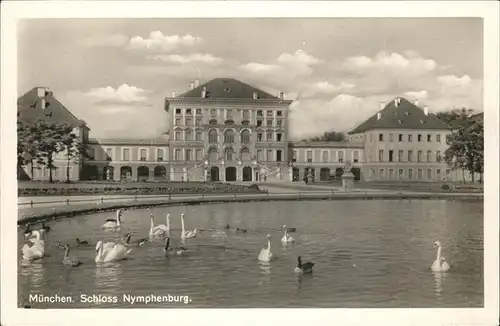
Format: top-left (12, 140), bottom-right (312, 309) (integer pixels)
top-left (18, 199), bottom-right (483, 308)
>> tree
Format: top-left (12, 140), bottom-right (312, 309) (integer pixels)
top-left (61, 132), bottom-right (91, 183)
top-left (444, 119), bottom-right (484, 183)
top-left (307, 131), bottom-right (346, 142)
top-left (17, 120), bottom-right (44, 180)
top-left (434, 108), bottom-right (474, 129)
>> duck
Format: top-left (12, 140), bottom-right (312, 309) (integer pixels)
top-left (149, 212), bottom-right (169, 237)
top-left (21, 230), bottom-right (45, 261)
top-left (76, 238), bottom-right (89, 246)
top-left (102, 209), bottom-right (123, 229)
top-left (258, 234), bottom-right (273, 262)
top-left (236, 228), bottom-right (247, 233)
top-left (223, 224), bottom-right (230, 230)
top-left (122, 233), bottom-right (148, 247)
top-left (281, 228), bottom-right (295, 244)
top-left (294, 256), bottom-right (315, 274)
top-left (95, 240), bottom-right (132, 263)
top-left (55, 241), bottom-right (66, 249)
top-left (180, 213), bottom-right (197, 240)
top-left (281, 224), bottom-right (296, 233)
top-left (431, 240), bottom-right (451, 272)
top-left (163, 237), bottom-right (187, 256)
top-left (62, 244), bottom-right (81, 267)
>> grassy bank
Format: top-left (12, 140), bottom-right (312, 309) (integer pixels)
top-left (353, 181), bottom-right (483, 193)
top-left (17, 181), bottom-right (263, 197)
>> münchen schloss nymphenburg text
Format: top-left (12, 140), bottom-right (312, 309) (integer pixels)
top-left (29, 293), bottom-right (191, 304)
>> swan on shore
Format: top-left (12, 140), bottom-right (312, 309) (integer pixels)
top-left (294, 256), bottom-right (315, 274)
top-left (62, 244), bottom-right (81, 267)
top-left (95, 240), bottom-right (131, 263)
top-left (258, 234), bottom-right (273, 262)
top-left (180, 213), bottom-right (197, 240)
top-left (102, 209), bottom-right (123, 229)
top-left (149, 212), bottom-right (169, 237)
top-left (22, 230), bottom-right (45, 261)
top-left (431, 240), bottom-right (450, 272)
top-left (281, 228), bottom-right (295, 244)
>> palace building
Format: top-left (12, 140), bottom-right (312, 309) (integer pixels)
top-left (18, 79), bottom-right (479, 183)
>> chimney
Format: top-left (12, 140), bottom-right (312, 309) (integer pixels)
top-left (279, 92), bottom-right (285, 100)
top-left (253, 92), bottom-right (258, 99)
top-left (201, 86), bottom-right (207, 98)
top-left (171, 91), bottom-right (176, 98)
top-left (394, 97), bottom-right (400, 108)
top-left (414, 99), bottom-right (419, 107)
top-left (380, 101), bottom-right (386, 110)
top-left (36, 87), bottom-right (46, 98)
top-left (194, 79), bottom-right (200, 88)
top-left (189, 82), bottom-right (195, 90)
top-left (377, 112), bottom-right (382, 120)
top-left (424, 106), bottom-right (429, 116)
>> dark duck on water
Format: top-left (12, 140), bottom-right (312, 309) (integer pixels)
top-left (295, 256), bottom-right (315, 274)
top-left (76, 238), bottom-right (89, 246)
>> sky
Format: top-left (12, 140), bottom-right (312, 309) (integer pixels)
top-left (18, 18), bottom-right (483, 140)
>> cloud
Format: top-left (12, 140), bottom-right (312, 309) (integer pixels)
top-left (146, 53), bottom-right (223, 65)
top-left (404, 90), bottom-right (428, 99)
top-left (83, 84), bottom-right (149, 105)
top-left (128, 31), bottom-right (202, 51)
top-left (303, 81), bottom-right (356, 97)
top-left (438, 74), bottom-right (472, 88)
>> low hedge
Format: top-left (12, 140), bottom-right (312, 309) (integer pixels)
top-left (18, 184), bottom-right (263, 197)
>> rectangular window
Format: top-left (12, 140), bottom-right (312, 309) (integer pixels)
top-left (276, 119), bottom-right (283, 127)
top-left (389, 169), bottom-right (394, 180)
top-left (378, 150), bottom-right (384, 162)
top-left (196, 108), bottom-right (202, 115)
top-left (436, 169), bottom-right (441, 179)
top-left (266, 132), bottom-right (273, 141)
top-left (267, 150), bottom-right (273, 161)
top-left (436, 151), bottom-right (442, 162)
top-left (257, 150), bottom-right (263, 161)
top-left (277, 150), bottom-right (282, 162)
top-left (157, 149), bottom-right (164, 161)
top-left (417, 150), bottom-right (422, 162)
top-left (338, 151), bottom-right (344, 163)
top-left (398, 169), bottom-right (404, 178)
top-left (175, 118), bottom-right (182, 125)
top-left (186, 108), bottom-right (192, 115)
top-left (427, 134), bottom-right (432, 142)
top-left (175, 108), bottom-right (181, 114)
top-left (140, 149), bottom-right (147, 161)
top-left (185, 149), bottom-right (192, 161)
top-left (257, 133), bottom-right (263, 141)
top-left (242, 110), bottom-right (250, 119)
top-left (277, 110), bottom-right (283, 117)
top-left (175, 149), bottom-right (181, 161)
top-left (389, 133), bottom-right (394, 142)
top-left (427, 150), bottom-right (432, 162)
top-left (417, 134), bottom-right (422, 142)
top-left (379, 133), bottom-right (384, 141)
top-left (408, 168), bottom-right (413, 180)
top-left (379, 168), bottom-right (385, 179)
top-left (322, 151), bottom-right (328, 163)
top-left (256, 120), bottom-right (263, 127)
top-left (266, 110), bottom-right (273, 118)
top-left (398, 134), bottom-right (403, 142)
top-left (257, 110), bottom-right (263, 117)
top-left (307, 150), bottom-right (313, 163)
top-left (408, 134), bottom-right (413, 142)
top-left (398, 150), bottom-right (403, 162)
top-left (123, 148), bottom-right (130, 161)
top-left (186, 130), bottom-right (193, 141)
top-left (106, 148), bottom-right (113, 160)
top-left (353, 151), bottom-right (359, 163)
top-left (370, 134), bottom-right (373, 142)
top-left (196, 149), bottom-right (203, 161)
top-left (408, 150), bottom-right (413, 162)
top-left (226, 109), bottom-right (233, 119)
top-left (417, 169), bottom-right (423, 179)
top-left (389, 150), bottom-right (393, 162)
top-left (427, 168), bottom-right (432, 180)
top-left (210, 109), bottom-right (217, 117)
top-left (277, 133), bottom-right (282, 142)
top-left (292, 150), bottom-right (297, 162)
top-left (185, 118), bottom-right (192, 125)
top-left (175, 131), bottom-right (182, 141)
top-left (266, 119), bottom-right (273, 127)
top-left (436, 134), bottom-right (441, 142)
top-left (195, 119), bottom-right (202, 126)
top-left (195, 131), bottom-right (202, 141)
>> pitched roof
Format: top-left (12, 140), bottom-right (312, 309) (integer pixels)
top-left (177, 78), bottom-right (280, 100)
top-left (348, 97), bottom-right (449, 134)
top-left (17, 87), bottom-right (86, 127)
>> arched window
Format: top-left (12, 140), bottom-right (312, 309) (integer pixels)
top-left (225, 148), bottom-right (234, 161)
top-left (208, 129), bottom-right (218, 144)
top-left (224, 129), bottom-right (235, 143)
top-left (195, 130), bottom-right (203, 141)
top-left (241, 147), bottom-right (251, 161)
top-left (241, 129), bottom-right (250, 144)
top-left (185, 129), bottom-right (193, 141)
top-left (266, 130), bottom-right (273, 142)
top-left (208, 147), bottom-right (218, 162)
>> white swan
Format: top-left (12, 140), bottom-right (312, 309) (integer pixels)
top-left (149, 212), bottom-right (169, 237)
top-left (431, 240), bottom-right (450, 272)
top-left (281, 228), bottom-right (295, 244)
top-left (95, 240), bottom-right (132, 263)
top-left (180, 213), bottom-right (197, 240)
top-left (22, 230), bottom-right (45, 261)
top-left (102, 209), bottom-right (123, 229)
top-left (258, 234), bottom-right (273, 262)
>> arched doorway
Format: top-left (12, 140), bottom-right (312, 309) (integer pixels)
top-left (120, 166), bottom-right (132, 181)
top-left (210, 166), bottom-right (219, 182)
top-left (242, 166), bottom-right (252, 181)
top-left (320, 168), bottom-right (330, 181)
top-left (154, 166), bottom-right (167, 180)
top-left (292, 167), bottom-right (299, 181)
top-left (137, 166), bottom-right (149, 182)
top-left (103, 166), bottom-right (114, 181)
top-left (226, 167), bottom-right (237, 181)
top-left (335, 167), bottom-right (344, 179)
top-left (304, 167), bottom-right (315, 183)
top-left (351, 167), bottom-right (361, 181)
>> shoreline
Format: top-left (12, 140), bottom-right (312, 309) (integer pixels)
top-left (17, 192), bottom-right (483, 226)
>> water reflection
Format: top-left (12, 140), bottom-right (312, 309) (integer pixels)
top-left (19, 261), bottom-right (45, 289)
top-left (432, 271), bottom-right (448, 300)
top-left (95, 262), bottom-right (123, 291)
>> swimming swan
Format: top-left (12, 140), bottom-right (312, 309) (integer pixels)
top-left (431, 240), bottom-right (450, 272)
top-left (294, 256), bottom-right (314, 274)
top-left (102, 209), bottom-right (123, 229)
top-left (95, 240), bottom-right (131, 263)
top-left (258, 234), bottom-right (273, 262)
top-left (149, 212), bottom-right (169, 237)
top-left (62, 244), bottom-right (81, 267)
top-left (180, 213), bottom-right (197, 240)
top-left (21, 230), bottom-right (45, 261)
top-left (281, 228), bottom-right (295, 244)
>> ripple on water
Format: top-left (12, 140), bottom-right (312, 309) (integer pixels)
top-left (18, 200), bottom-right (483, 308)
